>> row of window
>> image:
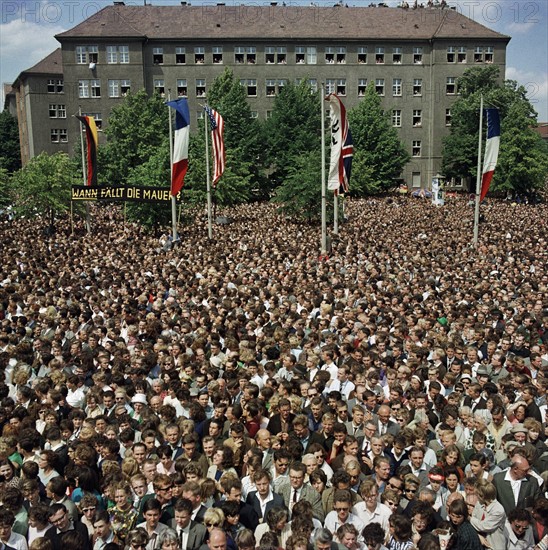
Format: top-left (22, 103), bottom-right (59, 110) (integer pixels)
top-left (74, 44), bottom-right (495, 66)
top-left (391, 109), bottom-right (452, 128)
top-left (75, 76), bottom-right (459, 99)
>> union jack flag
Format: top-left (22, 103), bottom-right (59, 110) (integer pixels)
top-left (204, 106), bottom-right (225, 187)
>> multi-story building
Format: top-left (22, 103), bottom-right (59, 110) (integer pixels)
top-left (10, 48), bottom-right (68, 164)
top-left (16, 2), bottom-right (511, 188)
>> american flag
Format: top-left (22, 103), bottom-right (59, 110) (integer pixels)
top-left (204, 106), bottom-right (225, 187)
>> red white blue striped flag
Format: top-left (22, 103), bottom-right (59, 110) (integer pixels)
top-left (480, 108), bottom-right (500, 201)
top-left (167, 98), bottom-right (190, 196)
top-left (204, 106), bottom-right (225, 187)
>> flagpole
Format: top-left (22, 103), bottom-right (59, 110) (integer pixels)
top-left (320, 83), bottom-right (327, 255)
top-left (204, 106), bottom-right (213, 240)
top-left (167, 91), bottom-right (178, 243)
top-left (78, 106), bottom-right (91, 234)
top-left (473, 95), bottom-right (484, 246)
top-left (334, 192), bottom-right (338, 235)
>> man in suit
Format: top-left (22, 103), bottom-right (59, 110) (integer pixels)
top-left (345, 405), bottom-right (366, 438)
top-left (463, 381), bottom-right (488, 412)
top-left (215, 477), bottom-right (259, 531)
top-left (246, 469), bottom-right (286, 524)
top-left (266, 398), bottom-right (295, 436)
top-left (170, 498), bottom-right (207, 550)
top-left (289, 414), bottom-right (326, 453)
top-left (277, 461), bottom-right (324, 521)
top-left (493, 454), bottom-right (541, 514)
top-left (255, 429), bottom-right (274, 471)
top-left (181, 481), bottom-right (207, 524)
top-left (376, 405), bottom-right (400, 437)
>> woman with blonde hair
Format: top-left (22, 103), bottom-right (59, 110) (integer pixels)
top-left (469, 479), bottom-right (505, 550)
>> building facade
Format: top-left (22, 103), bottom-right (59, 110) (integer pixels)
top-left (17, 3), bottom-right (510, 188)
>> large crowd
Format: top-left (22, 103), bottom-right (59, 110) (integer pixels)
top-left (0, 195), bottom-right (547, 550)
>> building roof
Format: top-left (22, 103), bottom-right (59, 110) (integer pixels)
top-left (533, 123), bottom-right (548, 140)
top-left (18, 48), bottom-right (63, 77)
top-left (55, 4), bottom-right (510, 42)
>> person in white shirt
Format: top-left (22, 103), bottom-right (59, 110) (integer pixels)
top-left (325, 490), bottom-right (365, 542)
top-left (353, 479), bottom-right (392, 531)
top-left (0, 509), bottom-right (28, 550)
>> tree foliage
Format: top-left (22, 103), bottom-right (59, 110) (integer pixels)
top-left (442, 66), bottom-right (548, 196)
top-left (271, 149), bottom-right (322, 221)
top-left (0, 110), bottom-right (21, 173)
top-left (347, 84), bottom-right (410, 195)
top-left (264, 81), bottom-right (321, 191)
top-left (9, 152), bottom-right (78, 225)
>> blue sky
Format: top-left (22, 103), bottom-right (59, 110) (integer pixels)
top-left (1, 0), bottom-right (547, 119)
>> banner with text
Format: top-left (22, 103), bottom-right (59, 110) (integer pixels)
top-left (71, 186), bottom-right (181, 203)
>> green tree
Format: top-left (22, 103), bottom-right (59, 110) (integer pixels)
top-left (10, 152), bottom-right (77, 227)
top-left (271, 149), bottom-right (322, 221)
top-left (264, 81), bottom-right (321, 191)
top-left (347, 84), bottom-right (409, 195)
top-left (102, 90), bottom-right (169, 185)
top-left (0, 166), bottom-right (11, 208)
top-left (0, 111), bottom-right (21, 173)
top-left (442, 66), bottom-right (548, 196)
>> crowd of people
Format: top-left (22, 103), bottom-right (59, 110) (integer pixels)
top-left (0, 195), bottom-right (547, 550)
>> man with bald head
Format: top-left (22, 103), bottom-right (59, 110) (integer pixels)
top-left (493, 453), bottom-right (541, 514)
top-left (376, 404), bottom-right (400, 436)
top-left (255, 428), bottom-right (274, 469)
top-left (208, 528), bottom-right (227, 550)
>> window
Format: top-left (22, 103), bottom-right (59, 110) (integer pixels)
top-left (197, 111), bottom-right (204, 120)
top-left (47, 79), bottom-right (63, 93)
top-left (413, 47), bottom-right (423, 64)
top-left (358, 79), bottom-right (368, 96)
top-left (91, 80), bottom-right (101, 98)
top-left (51, 129), bottom-right (67, 143)
top-left (308, 79), bottom-right (318, 93)
top-left (326, 79), bottom-right (336, 95)
top-left (266, 111), bottom-right (273, 119)
top-left (266, 47), bottom-right (286, 64)
top-left (121, 80), bottom-right (131, 96)
top-left (109, 79), bottom-right (130, 97)
top-left (413, 78), bottom-right (422, 96)
top-left (212, 46), bottom-right (223, 64)
top-left (84, 113), bottom-right (103, 129)
top-left (375, 79), bottom-right (385, 96)
top-left (412, 172), bottom-right (421, 188)
top-left (107, 45), bottom-right (129, 64)
top-left (154, 79), bottom-right (165, 96)
top-left (194, 47), bottom-right (205, 64)
top-left (108, 80), bottom-right (120, 98)
top-left (393, 78), bottom-right (402, 96)
top-left (412, 140), bottom-right (421, 157)
top-left (336, 79), bottom-right (346, 96)
top-left (278, 79), bottom-right (287, 92)
top-left (240, 79), bottom-right (257, 96)
top-left (266, 79), bottom-right (276, 96)
top-left (336, 46), bottom-right (346, 64)
top-left (447, 46), bottom-right (456, 63)
top-left (485, 46), bottom-right (494, 63)
top-left (474, 46), bottom-right (483, 63)
top-left (196, 79), bottom-right (206, 97)
top-left (392, 47), bottom-right (402, 64)
top-left (296, 46), bottom-right (316, 64)
top-left (358, 46), bottom-right (367, 64)
top-left (445, 108), bottom-right (452, 126)
top-left (176, 47), bottom-right (186, 64)
top-left (235, 47), bottom-right (255, 64)
top-left (153, 47), bottom-right (163, 64)
top-left (177, 79), bottom-right (187, 97)
top-left (250, 111), bottom-right (258, 119)
top-left (48, 105), bottom-right (66, 118)
top-left (76, 45), bottom-right (98, 64)
top-left (392, 109), bottom-right (401, 127)
top-left (375, 46), bottom-right (384, 64)
top-left (78, 80), bottom-right (89, 99)
top-left (446, 77), bottom-right (457, 95)
top-left (412, 109), bottom-right (422, 127)
top-left (325, 47), bottom-right (335, 64)
top-left (458, 46), bottom-right (466, 63)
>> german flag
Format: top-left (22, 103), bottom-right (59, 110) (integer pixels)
top-left (76, 115), bottom-right (98, 186)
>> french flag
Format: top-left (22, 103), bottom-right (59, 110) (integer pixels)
top-left (480, 108), bottom-right (500, 201)
top-left (167, 98), bottom-right (190, 196)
